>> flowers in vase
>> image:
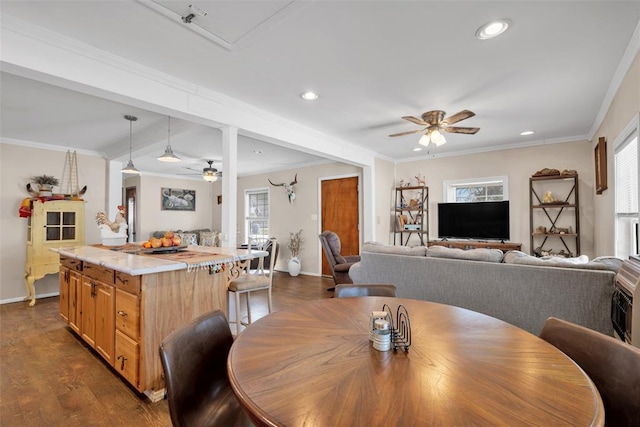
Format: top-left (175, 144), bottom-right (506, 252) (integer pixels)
top-left (287, 229), bottom-right (303, 258)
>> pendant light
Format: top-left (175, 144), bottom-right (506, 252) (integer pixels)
top-left (121, 115), bottom-right (140, 174)
top-left (158, 116), bottom-right (181, 162)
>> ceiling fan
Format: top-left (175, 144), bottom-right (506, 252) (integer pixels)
top-left (180, 160), bottom-right (223, 181)
top-left (389, 110), bottom-right (480, 147)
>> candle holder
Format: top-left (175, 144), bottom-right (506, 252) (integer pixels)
top-left (382, 304), bottom-right (412, 352)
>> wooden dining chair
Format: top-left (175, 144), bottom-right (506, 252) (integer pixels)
top-left (334, 283), bottom-right (398, 298)
top-left (539, 317), bottom-right (640, 427)
top-left (228, 239), bottom-right (278, 332)
top-left (159, 310), bottom-right (253, 427)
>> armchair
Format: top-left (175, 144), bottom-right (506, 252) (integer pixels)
top-left (319, 230), bottom-right (360, 290)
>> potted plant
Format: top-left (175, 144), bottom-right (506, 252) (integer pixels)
top-left (287, 229), bottom-right (303, 277)
top-left (31, 175), bottom-right (59, 196)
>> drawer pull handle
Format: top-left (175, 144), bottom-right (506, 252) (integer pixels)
top-left (117, 311), bottom-right (128, 317)
top-left (117, 277), bottom-right (129, 285)
top-left (117, 354), bottom-right (127, 371)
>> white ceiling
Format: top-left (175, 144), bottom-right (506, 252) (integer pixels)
top-left (1, 1), bottom-right (639, 178)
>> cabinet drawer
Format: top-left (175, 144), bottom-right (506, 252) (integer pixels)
top-left (115, 329), bottom-right (140, 389)
top-left (83, 263), bottom-right (114, 284)
top-left (115, 289), bottom-right (140, 341)
top-left (114, 272), bottom-right (141, 295)
top-left (60, 256), bottom-right (82, 272)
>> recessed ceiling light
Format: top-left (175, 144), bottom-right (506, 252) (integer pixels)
top-left (300, 91), bottom-right (319, 101)
top-left (520, 130), bottom-right (535, 136)
top-left (413, 147), bottom-right (422, 152)
top-left (476, 20), bottom-right (511, 40)
top-left (253, 150), bottom-right (263, 154)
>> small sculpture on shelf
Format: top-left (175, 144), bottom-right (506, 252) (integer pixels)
top-left (95, 205), bottom-right (128, 246)
top-left (414, 175), bottom-right (425, 186)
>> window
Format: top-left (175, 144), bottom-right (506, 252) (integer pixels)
top-left (245, 188), bottom-right (269, 244)
top-left (615, 117), bottom-right (639, 259)
top-left (443, 176), bottom-right (509, 202)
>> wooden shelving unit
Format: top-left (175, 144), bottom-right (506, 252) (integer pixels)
top-left (393, 186), bottom-right (428, 246)
top-left (529, 174), bottom-right (580, 257)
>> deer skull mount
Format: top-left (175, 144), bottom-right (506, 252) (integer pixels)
top-left (268, 174), bottom-right (298, 203)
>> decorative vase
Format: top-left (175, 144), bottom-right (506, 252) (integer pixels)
top-left (287, 257), bottom-right (301, 277)
top-left (37, 184), bottom-right (53, 197)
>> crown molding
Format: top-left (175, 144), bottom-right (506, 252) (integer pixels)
top-left (588, 18), bottom-right (640, 141)
top-left (0, 138), bottom-right (105, 158)
top-left (394, 134), bottom-right (590, 163)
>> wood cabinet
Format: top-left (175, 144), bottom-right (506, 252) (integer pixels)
top-left (26, 200), bottom-right (84, 306)
top-left (394, 186), bottom-right (429, 246)
top-left (59, 252), bottom-right (229, 401)
top-left (427, 240), bottom-right (522, 253)
top-left (529, 174), bottom-right (580, 257)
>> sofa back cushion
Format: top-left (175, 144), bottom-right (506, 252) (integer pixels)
top-left (503, 251), bottom-right (622, 272)
top-left (426, 245), bottom-right (504, 263)
top-left (362, 242), bottom-right (427, 256)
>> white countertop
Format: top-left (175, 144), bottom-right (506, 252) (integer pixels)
top-left (51, 245), bottom-right (267, 275)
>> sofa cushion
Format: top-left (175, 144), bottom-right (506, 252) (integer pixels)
top-left (503, 250), bottom-right (620, 271)
top-left (362, 241), bottom-right (427, 256)
top-left (426, 245), bottom-right (504, 263)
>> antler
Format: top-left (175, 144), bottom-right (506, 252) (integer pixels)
top-left (290, 174), bottom-right (298, 186)
top-left (268, 178), bottom-right (285, 187)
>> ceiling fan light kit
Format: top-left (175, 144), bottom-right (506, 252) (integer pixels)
top-left (121, 115), bottom-right (140, 175)
top-left (158, 116), bottom-right (181, 162)
top-left (390, 109), bottom-right (479, 148)
top-left (203, 160), bottom-right (219, 182)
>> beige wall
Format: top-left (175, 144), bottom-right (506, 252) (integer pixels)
top-left (592, 52), bottom-right (640, 256)
top-left (374, 157), bottom-right (396, 244)
top-left (394, 140), bottom-right (596, 257)
top-left (0, 143), bottom-right (107, 302)
top-left (237, 162), bottom-right (361, 275)
top-left (131, 174), bottom-right (220, 241)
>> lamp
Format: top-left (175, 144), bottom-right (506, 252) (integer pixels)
top-left (418, 128), bottom-right (447, 147)
top-left (158, 116), bottom-right (181, 162)
top-left (121, 115), bottom-right (140, 174)
top-left (203, 160), bottom-right (218, 182)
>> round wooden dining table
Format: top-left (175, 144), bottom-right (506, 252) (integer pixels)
top-left (227, 297), bottom-right (604, 427)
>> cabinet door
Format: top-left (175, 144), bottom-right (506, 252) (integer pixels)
top-left (81, 277), bottom-right (96, 348)
top-left (59, 267), bottom-right (70, 323)
top-left (115, 289), bottom-right (140, 341)
top-left (68, 271), bottom-right (81, 334)
top-left (94, 282), bottom-right (115, 365)
top-left (115, 329), bottom-right (140, 388)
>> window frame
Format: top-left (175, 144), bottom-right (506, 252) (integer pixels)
top-left (244, 187), bottom-right (270, 245)
top-left (613, 113), bottom-right (640, 258)
top-left (442, 176), bottom-right (509, 203)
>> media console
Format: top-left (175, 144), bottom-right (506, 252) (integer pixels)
top-left (427, 240), bottom-right (522, 253)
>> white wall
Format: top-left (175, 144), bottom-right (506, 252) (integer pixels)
top-left (237, 162), bottom-right (361, 275)
top-left (0, 142), bottom-right (107, 302)
top-left (374, 157), bottom-right (396, 244)
top-left (394, 140), bottom-right (596, 257)
top-left (592, 52), bottom-right (640, 256)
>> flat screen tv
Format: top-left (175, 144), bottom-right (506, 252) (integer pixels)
top-left (437, 201), bottom-right (510, 241)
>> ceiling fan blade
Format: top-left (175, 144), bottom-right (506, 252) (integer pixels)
top-left (442, 110), bottom-right (475, 126)
top-left (389, 129), bottom-right (424, 137)
top-left (401, 116), bottom-right (428, 126)
top-left (443, 126), bottom-right (480, 134)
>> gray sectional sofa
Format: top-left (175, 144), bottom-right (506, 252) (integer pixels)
top-left (349, 242), bottom-right (620, 336)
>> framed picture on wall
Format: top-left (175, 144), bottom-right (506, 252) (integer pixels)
top-left (594, 137), bottom-right (607, 194)
top-left (161, 188), bottom-right (196, 211)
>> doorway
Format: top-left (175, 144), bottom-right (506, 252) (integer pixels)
top-left (125, 186), bottom-right (137, 243)
top-left (320, 176), bottom-right (360, 276)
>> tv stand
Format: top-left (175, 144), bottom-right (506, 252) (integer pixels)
top-left (428, 240), bottom-right (522, 253)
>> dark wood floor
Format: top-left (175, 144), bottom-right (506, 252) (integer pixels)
top-left (0, 272), bottom-right (334, 427)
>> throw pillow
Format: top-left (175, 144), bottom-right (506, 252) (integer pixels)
top-left (362, 241), bottom-right (427, 256)
top-left (426, 245), bottom-right (503, 263)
